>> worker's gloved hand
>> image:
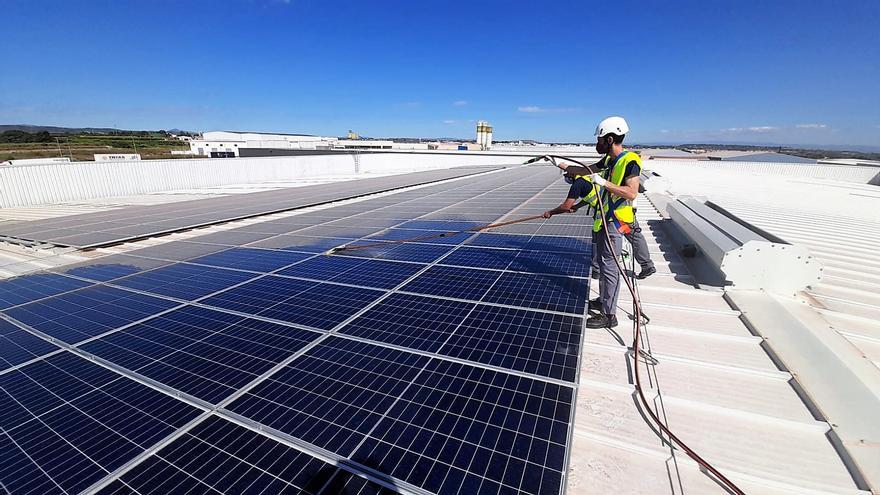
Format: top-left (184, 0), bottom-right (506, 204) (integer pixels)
top-left (542, 210), bottom-right (554, 219)
top-left (590, 173), bottom-right (607, 187)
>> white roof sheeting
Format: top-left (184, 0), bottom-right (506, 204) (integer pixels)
top-left (567, 195), bottom-right (870, 494)
top-left (635, 159), bottom-right (880, 493)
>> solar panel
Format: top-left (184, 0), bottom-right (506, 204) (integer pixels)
top-left (97, 416), bottom-right (397, 495)
top-left (51, 254), bottom-right (172, 282)
top-left (118, 240), bottom-right (231, 262)
top-left (365, 228), bottom-right (475, 246)
top-left (0, 352), bottom-right (201, 494)
top-left (340, 293), bottom-right (476, 351)
top-left (203, 277), bottom-right (384, 330)
top-left (114, 263), bottom-right (259, 301)
top-left (398, 220), bottom-right (484, 231)
top-left (467, 233), bottom-right (533, 250)
top-left (508, 250), bottom-right (592, 277)
top-left (482, 272), bottom-right (589, 314)
top-left (0, 272), bottom-right (92, 310)
top-left (525, 236), bottom-right (591, 253)
top-left (249, 234), bottom-right (357, 253)
top-left (341, 243), bottom-right (453, 263)
top-left (437, 246), bottom-right (518, 270)
top-left (349, 358), bottom-right (572, 495)
top-left (400, 265), bottom-right (501, 301)
top-left (227, 338), bottom-right (429, 454)
top-left (188, 247), bottom-right (312, 273)
top-left (278, 257), bottom-right (425, 289)
top-left (80, 306), bottom-right (322, 404)
top-left (0, 318), bottom-right (59, 371)
top-left (438, 305), bottom-right (582, 382)
top-left (2, 166), bottom-right (501, 248)
top-left (5, 286), bottom-right (179, 344)
top-left (182, 230), bottom-right (277, 247)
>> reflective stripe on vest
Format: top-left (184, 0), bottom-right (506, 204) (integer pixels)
top-left (593, 151), bottom-right (640, 232)
top-left (572, 176), bottom-right (599, 207)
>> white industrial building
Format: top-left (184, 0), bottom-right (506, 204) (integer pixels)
top-left (189, 131), bottom-right (339, 157)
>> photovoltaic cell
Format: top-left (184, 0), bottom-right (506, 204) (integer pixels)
top-left (340, 293), bottom-right (475, 351)
top-left (249, 234), bottom-right (356, 253)
top-left (439, 305), bottom-right (582, 382)
top-left (188, 247), bottom-right (312, 273)
top-left (350, 359), bottom-right (572, 495)
top-left (115, 263), bottom-right (258, 301)
top-left (0, 318), bottom-right (58, 371)
top-left (279, 256), bottom-right (424, 290)
top-left (341, 243), bottom-right (453, 263)
top-left (467, 233), bottom-right (532, 250)
top-left (366, 229), bottom-right (475, 246)
top-left (401, 265), bottom-right (501, 301)
top-left (483, 272), bottom-right (589, 314)
top-left (52, 255), bottom-right (171, 282)
top-left (398, 220), bottom-right (484, 231)
top-left (200, 275), bottom-right (318, 315)
top-left (80, 306), bottom-right (322, 404)
top-left (98, 416), bottom-right (396, 495)
top-left (437, 247), bottom-right (517, 270)
top-left (0, 352), bottom-right (200, 494)
top-left (204, 278), bottom-right (384, 330)
top-left (331, 259), bottom-right (424, 289)
top-left (0, 273), bottom-right (92, 310)
top-left (5, 286), bottom-right (179, 344)
top-left (227, 338), bottom-right (429, 454)
top-left (525, 236), bottom-right (591, 253)
top-left (508, 250), bottom-right (592, 277)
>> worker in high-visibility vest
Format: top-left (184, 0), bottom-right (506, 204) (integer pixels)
top-left (544, 117), bottom-right (647, 328)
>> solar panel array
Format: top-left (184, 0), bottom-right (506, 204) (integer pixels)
top-left (0, 165), bottom-right (595, 495)
top-left (0, 166), bottom-right (500, 249)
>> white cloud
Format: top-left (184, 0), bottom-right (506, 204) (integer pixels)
top-left (453, 100), bottom-right (468, 107)
top-left (795, 123), bottom-right (827, 129)
top-left (724, 126), bottom-right (778, 133)
top-left (442, 120), bottom-right (457, 124)
top-left (517, 106), bottom-right (579, 113)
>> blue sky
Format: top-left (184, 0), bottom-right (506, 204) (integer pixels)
top-left (3, 0), bottom-right (879, 146)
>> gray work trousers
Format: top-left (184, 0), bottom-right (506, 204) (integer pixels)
top-left (591, 218), bottom-right (654, 273)
top-left (592, 227), bottom-right (623, 315)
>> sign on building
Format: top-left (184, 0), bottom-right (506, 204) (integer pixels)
top-left (94, 154), bottom-right (142, 162)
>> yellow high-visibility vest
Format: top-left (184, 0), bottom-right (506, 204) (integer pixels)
top-left (593, 151), bottom-right (641, 232)
top-left (571, 174), bottom-right (599, 207)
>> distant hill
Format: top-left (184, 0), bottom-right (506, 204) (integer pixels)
top-left (0, 124), bottom-right (197, 135)
top-left (0, 124), bottom-right (134, 134)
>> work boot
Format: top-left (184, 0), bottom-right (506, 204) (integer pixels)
top-left (636, 266), bottom-right (656, 280)
top-left (586, 314), bottom-right (618, 329)
top-left (588, 298), bottom-right (602, 312)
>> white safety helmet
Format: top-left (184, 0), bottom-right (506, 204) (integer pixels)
top-left (595, 116), bottom-right (629, 137)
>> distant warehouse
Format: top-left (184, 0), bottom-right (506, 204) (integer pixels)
top-left (189, 131), bottom-right (338, 157)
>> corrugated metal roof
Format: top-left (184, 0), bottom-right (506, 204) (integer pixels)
top-left (565, 194), bottom-right (869, 494)
top-left (647, 161), bottom-right (880, 370)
